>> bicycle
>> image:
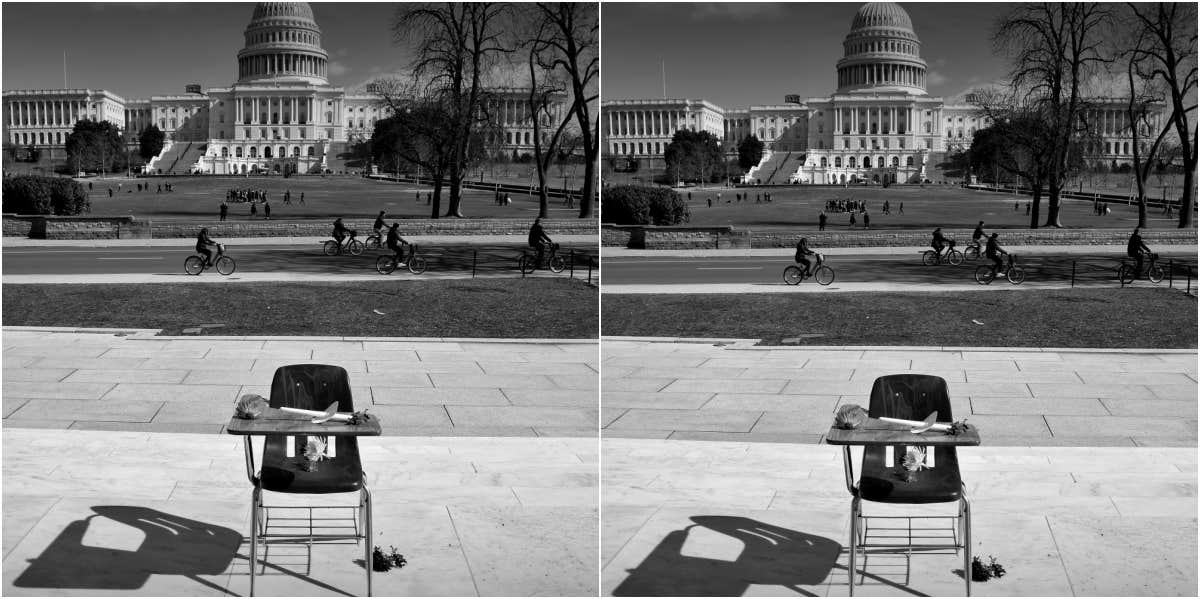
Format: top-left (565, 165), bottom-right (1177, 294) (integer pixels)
top-left (1117, 252), bottom-right (1164, 284)
top-left (963, 239), bottom-right (983, 261)
top-left (184, 243), bottom-right (236, 275)
top-left (375, 243), bottom-right (428, 275)
top-left (519, 242), bottom-right (565, 274)
top-left (922, 240), bottom-right (963, 266)
top-left (974, 253), bottom-right (1025, 285)
top-left (783, 253), bottom-right (835, 285)
top-left (364, 229), bottom-right (385, 250)
top-left (323, 230), bottom-right (363, 256)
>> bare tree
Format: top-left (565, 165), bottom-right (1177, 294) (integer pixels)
top-left (521, 8), bottom-right (575, 219)
top-left (973, 88), bottom-right (1054, 226)
top-left (995, 3), bottom-right (1111, 228)
top-left (1118, 19), bottom-right (1174, 228)
top-left (393, 3), bottom-right (512, 218)
top-left (1125, 2), bottom-right (1198, 228)
top-left (532, 3), bottom-right (598, 219)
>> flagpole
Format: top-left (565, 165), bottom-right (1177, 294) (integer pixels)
top-left (661, 61), bottom-right (666, 99)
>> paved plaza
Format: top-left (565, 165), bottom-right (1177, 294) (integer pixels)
top-left (600, 339), bottom-right (1197, 596)
top-left (2, 328), bottom-right (599, 596)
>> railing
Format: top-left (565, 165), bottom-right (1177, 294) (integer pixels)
top-left (967, 183), bottom-right (1185, 210)
top-left (1066, 256), bottom-right (1195, 295)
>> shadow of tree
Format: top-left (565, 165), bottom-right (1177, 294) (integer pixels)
top-left (13, 505), bottom-right (241, 593)
top-left (612, 516), bottom-right (841, 597)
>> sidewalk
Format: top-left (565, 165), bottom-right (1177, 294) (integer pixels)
top-left (600, 339), bottom-right (1197, 596)
top-left (602, 243), bottom-right (1197, 258)
top-left (2, 327), bottom-right (599, 596)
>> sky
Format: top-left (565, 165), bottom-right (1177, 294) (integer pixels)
top-left (601, 2), bottom-right (1018, 108)
top-left (1, 2), bottom-right (412, 99)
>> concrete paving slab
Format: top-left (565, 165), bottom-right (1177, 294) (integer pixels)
top-left (503, 389), bottom-right (598, 407)
top-left (1046, 415), bottom-right (1199, 438)
top-left (100, 383), bottom-right (241, 403)
top-left (971, 396), bottom-right (1108, 416)
top-left (602, 377), bottom-right (676, 392)
top-left (136, 357), bottom-right (252, 371)
top-left (366, 359), bottom-right (483, 374)
top-left (8, 399), bottom-right (163, 423)
top-left (1049, 515), bottom-right (1197, 596)
top-left (445, 406), bottom-right (600, 429)
top-left (3, 381), bottom-right (116, 400)
top-left (2, 368), bottom-right (76, 382)
top-left (701, 393), bottom-right (840, 413)
top-left (606, 408), bottom-right (762, 433)
top-left (599, 391), bottom-right (716, 410)
top-left (369, 387), bottom-right (509, 406)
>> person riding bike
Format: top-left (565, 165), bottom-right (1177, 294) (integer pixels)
top-left (385, 222), bottom-right (408, 266)
top-left (196, 227), bottom-right (218, 267)
top-left (528, 217), bottom-right (553, 267)
top-left (794, 237), bottom-right (815, 278)
top-left (1127, 227), bottom-right (1152, 276)
top-left (971, 221), bottom-right (985, 247)
top-left (372, 211), bottom-right (386, 238)
top-left (931, 227), bottom-right (950, 258)
top-left (332, 217), bottom-right (351, 250)
top-left (985, 232), bottom-right (1008, 275)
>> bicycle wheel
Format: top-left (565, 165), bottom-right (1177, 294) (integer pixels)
top-left (548, 255), bottom-right (566, 273)
top-left (407, 255), bottom-right (428, 274)
top-left (519, 255), bottom-right (536, 274)
top-left (215, 256), bottom-right (236, 276)
top-left (974, 265), bottom-right (996, 285)
top-left (964, 246), bottom-right (980, 261)
top-left (783, 265), bottom-right (804, 285)
top-left (375, 254), bottom-right (396, 275)
top-left (814, 265), bottom-right (835, 285)
top-left (1006, 266), bottom-right (1026, 284)
top-left (366, 236), bottom-right (381, 250)
top-left (1117, 264), bottom-right (1135, 285)
top-left (323, 240), bottom-right (339, 256)
top-left (947, 249), bottom-right (964, 266)
top-left (1147, 263), bottom-right (1164, 283)
top-left (347, 239), bottom-right (364, 256)
top-left (184, 256), bottom-right (205, 275)
top-left (922, 250), bottom-right (938, 266)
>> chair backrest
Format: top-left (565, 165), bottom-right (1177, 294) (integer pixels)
top-left (266, 364), bottom-right (357, 469)
top-left (867, 374), bottom-right (952, 422)
top-left (269, 364), bottom-right (355, 413)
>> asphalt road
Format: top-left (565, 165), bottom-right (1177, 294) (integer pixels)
top-left (2, 243), bottom-right (597, 277)
top-left (602, 251), bottom-right (1196, 286)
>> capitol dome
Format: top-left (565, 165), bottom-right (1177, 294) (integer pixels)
top-left (835, 2), bottom-right (927, 95)
top-left (236, 2), bottom-right (329, 85)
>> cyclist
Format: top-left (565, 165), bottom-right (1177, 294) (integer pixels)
top-left (195, 227), bottom-right (218, 267)
top-left (372, 211), bottom-right (386, 238)
top-left (931, 227), bottom-right (950, 259)
top-left (1127, 227), bottom-right (1152, 276)
top-left (794, 237), bottom-right (815, 279)
top-left (985, 232), bottom-right (1008, 275)
top-left (970, 221), bottom-right (986, 252)
top-left (385, 222), bottom-right (408, 267)
top-left (331, 217), bottom-right (351, 250)
top-left (529, 217), bottom-right (553, 267)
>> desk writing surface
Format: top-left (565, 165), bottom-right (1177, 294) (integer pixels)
top-left (825, 418), bottom-right (980, 447)
top-left (226, 407), bottom-right (382, 436)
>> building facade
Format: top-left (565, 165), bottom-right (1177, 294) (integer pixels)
top-left (601, 2), bottom-right (1160, 185)
top-left (3, 2), bottom-right (561, 175)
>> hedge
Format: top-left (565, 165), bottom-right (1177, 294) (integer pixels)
top-left (2, 175), bottom-right (90, 215)
top-left (601, 185), bottom-right (690, 226)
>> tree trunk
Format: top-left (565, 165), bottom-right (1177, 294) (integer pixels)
top-left (535, 158), bottom-right (550, 219)
top-left (1044, 186), bottom-right (1064, 228)
top-left (429, 177), bottom-right (443, 219)
top-left (1179, 163), bottom-right (1195, 228)
top-left (578, 134), bottom-right (597, 218)
top-left (445, 162), bottom-right (465, 218)
top-left (1029, 185), bottom-right (1042, 229)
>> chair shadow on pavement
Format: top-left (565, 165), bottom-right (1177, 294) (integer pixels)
top-left (612, 516), bottom-right (841, 597)
top-left (13, 506), bottom-right (240, 594)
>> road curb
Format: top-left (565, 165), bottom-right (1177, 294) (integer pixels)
top-left (599, 336), bottom-right (1196, 353)
top-left (2, 326), bottom-right (598, 345)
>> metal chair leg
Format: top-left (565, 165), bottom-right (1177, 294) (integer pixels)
top-left (363, 484), bottom-right (373, 597)
top-left (963, 498), bottom-right (972, 597)
top-left (250, 486), bottom-right (261, 597)
top-left (849, 497), bottom-right (859, 596)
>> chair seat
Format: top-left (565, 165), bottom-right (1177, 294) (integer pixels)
top-left (856, 445), bottom-right (962, 504)
top-left (260, 436), bottom-right (363, 494)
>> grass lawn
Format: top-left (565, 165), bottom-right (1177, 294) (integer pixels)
top-left (602, 288), bottom-right (1197, 348)
top-left (675, 185), bottom-right (1194, 231)
top-left (4, 279), bottom-right (597, 338)
top-left (75, 174), bottom-right (588, 222)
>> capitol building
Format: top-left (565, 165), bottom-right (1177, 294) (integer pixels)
top-left (3, 2), bottom-right (561, 176)
top-left (602, 2), bottom-right (1160, 186)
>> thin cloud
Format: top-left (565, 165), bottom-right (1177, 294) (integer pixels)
top-left (928, 71), bottom-right (948, 86)
top-left (328, 61), bottom-right (349, 77)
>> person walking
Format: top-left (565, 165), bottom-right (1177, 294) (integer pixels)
top-left (898, 202), bottom-right (904, 215)
top-left (849, 211), bottom-right (857, 228)
top-left (818, 211), bottom-right (827, 231)
top-left (300, 192), bottom-right (305, 205)
top-left (250, 201), bottom-right (257, 217)
top-left (863, 211), bottom-right (870, 229)
top-left (263, 201), bottom-right (271, 220)
top-left (219, 201), bottom-right (228, 221)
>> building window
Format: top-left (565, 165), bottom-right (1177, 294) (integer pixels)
top-left (249, 146), bottom-right (257, 158)
top-left (260, 128), bottom-right (267, 139)
top-left (848, 156), bottom-right (856, 167)
top-left (221, 147), bottom-right (229, 157)
top-left (906, 156), bottom-right (914, 166)
top-left (892, 156), bottom-right (899, 167)
top-left (863, 156), bottom-right (872, 168)
top-left (264, 146), bottom-right (272, 158)
top-left (293, 146), bottom-right (300, 156)
top-left (820, 157), bottom-right (828, 167)
top-left (307, 146), bottom-right (315, 156)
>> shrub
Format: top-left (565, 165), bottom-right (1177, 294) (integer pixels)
top-left (2, 175), bottom-right (90, 215)
top-left (602, 185), bottom-right (689, 226)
